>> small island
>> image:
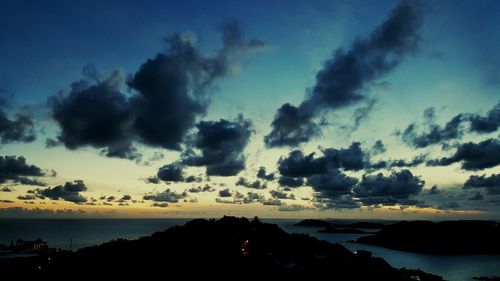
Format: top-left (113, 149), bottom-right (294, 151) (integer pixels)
top-left (356, 220), bottom-right (500, 255)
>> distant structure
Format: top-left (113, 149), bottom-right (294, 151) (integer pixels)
top-left (14, 239), bottom-right (49, 253)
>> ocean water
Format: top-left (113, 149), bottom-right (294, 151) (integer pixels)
top-left (1, 218), bottom-right (500, 281)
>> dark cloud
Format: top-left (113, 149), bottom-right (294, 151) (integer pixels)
top-left (464, 174), bottom-right (500, 195)
top-left (278, 142), bottom-right (367, 178)
top-left (37, 180), bottom-right (88, 203)
top-left (152, 202), bottom-right (169, 208)
top-left (353, 169), bottom-right (424, 206)
top-left (218, 188), bottom-right (232, 198)
top-left (0, 92), bottom-right (36, 144)
top-left (468, 101), bottom-right (500, 134)
top-left (349, 99), bottom-right (377, 133)
top-left (265, 0), bottom-right (423, 147)
top-left (371, 140), bottom-right (386, 155)
top-left (49, 21), bottom-right (266, 160)
top-left (48, 69), bottom-right (139, 160)
top-left (188, 184), bottom-right (214, 193)
top-left (235, 177), bottom-right (266, 189)
top-left (278, 176), bottom-right (304, 188)
top-left (371, 154), bottom-right (427, 169)
top-left (399, 114), bottom-right (464, 148)
top-left (269, 190), bottom-right (295, 200)
top-left (0, 155), bottom-right (45, 185)
top-left (156, 163), bottom-right (185, 182)
top-left (17, 194), bottom-right (36, 200)
top-left (400, 101), bottom-right (500, 148)
top-left (185, 175), bottom-right (203, 183)
top-left (181, 115), bottom-right (253, 176)
top-left (256, 166), bottom-right (275, 181)
top-left (307, 169), bottom-right (359, 199)
top-left (143, 189), bottom-right (187, 203)
top-left (427, 138), bottom-right (500, 170)
top-left (314, 195), bottom-right (361, 210)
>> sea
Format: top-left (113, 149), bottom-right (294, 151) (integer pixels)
top-left (1, 218), bottom-right (499, 281)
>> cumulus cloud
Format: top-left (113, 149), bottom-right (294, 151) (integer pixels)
top-left (399, 113), bottom-right (463, 148)
top-left (278, 176), bottom-right (304, 188)
top-left (278, 142), bottom-right (367, 178)
top-left (48, 21), bottom-right (266, 160)
top-left (464, 174), bottom-right (500, 195)
top-left (256, 166), bottom-right (275, 181)
top-left (156, 163), bottom-right (185, 182)
top-left (0, 91), bottom-right (36, 144)
top-left (188, 184), bottom-right (214, 193)
top-left (181, 115), bottom-right (253, 176)
top-left (143, 189), bottom-right (187, 203)
top-left (353, 169), bottom-right (424, 206)
top-left (468, 101), bottom-right (500, 133)
top-left (0, 155), bottom-right (45, 185)
top-left (37, 180), bottom-right (88, 203)
top-left (218, 188), bottom-right (233, 198)
top-left (427, 138), bottom-right (500, 170)
top-left (269, 190), bottom-right (295, 200)
top-left (371, 140), bottom-right (386, 155)
top-left (371, 154), bottom-right (428, 169)
top-left (265, 0), bottom-right (423, 147)
top-left (400, 101), bottom-right (500, 148)
top-left (235, 177), bottom-right (266, 189)
top-left (308, 169), bottom-right (359, 199)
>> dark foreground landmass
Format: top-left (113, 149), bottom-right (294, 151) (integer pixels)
top-left (357, 220), bottom-right (500, 255)
top-left (0, 216), bottom-right (443, 280)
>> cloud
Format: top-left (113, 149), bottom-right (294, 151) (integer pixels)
top-left (427, 138), bottom-right (500, 170)
top-left (188, 184), bottom-right (214, 193)
top-left (278, 142), bottom-right (367, 178)
top-left (353, 169), bottom-right (424, 206)
top-left (399, 114), bottom-right (464, 148)
top-left (371, 140), bottom-right (386, 155)
top-left (235, 177), bottom-right (266, 189)
top-left (256, 166), bottom-right (275, 181)
top-left (218, 188), bottom-right (233, 198)
top-left (308, 169), bottom-right (359, 199)
top-left (152, 202), bottom-right (169, 208)
top-left (371, 154), bottom-right (427, 169)
top-left (400, 101), bottom-right (500, 148)
top-left (464, 174), bottom-right (500, 195)
top-left (0, 155), bottom-right (45, 185)
top-left (269, 190), bottom-right (295, 200)
top-left (265, 0), bottom-right (423, 147)
top-left (48, 21), bottom-right (266, 160)
top-left (143, 189), bottom-right (187, 203)
top-left (0, 93), bottom-right (36, 144)
top-left (156, 163), bottom-right (185, 182)
top-left (278, 176), bottom-right (304, 188)
top-left (181, 115), bottom-right (253, 176)
top-left (37, 180), bottom-right (88, 203)
top-left (468, 101), bottom-right (500, 134)
top-left (278, 204), bottom-right (313, 212)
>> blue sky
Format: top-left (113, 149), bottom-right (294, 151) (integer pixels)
top-left (0, 0), bottom-right (499, 218)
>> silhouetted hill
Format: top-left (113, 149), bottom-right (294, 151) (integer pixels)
top-left (296, 219), bottom-right (386, 230)
top-left (294, 219), bottom-right (332, 227)
top-left (357, 220), bottom-right (500, 255)
top-left (0, 217), bottom-right (443, 280)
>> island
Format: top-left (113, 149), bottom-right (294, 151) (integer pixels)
top-left (0, 216), bottom-right (443, 280)
top-left (356, 220), bottom-right (500, 255)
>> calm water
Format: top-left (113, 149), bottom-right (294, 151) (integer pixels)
top-left (1, 218), bottom-right (499, 281)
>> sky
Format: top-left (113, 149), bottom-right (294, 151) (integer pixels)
top-left (0, 0), bottom-right (499, 219)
